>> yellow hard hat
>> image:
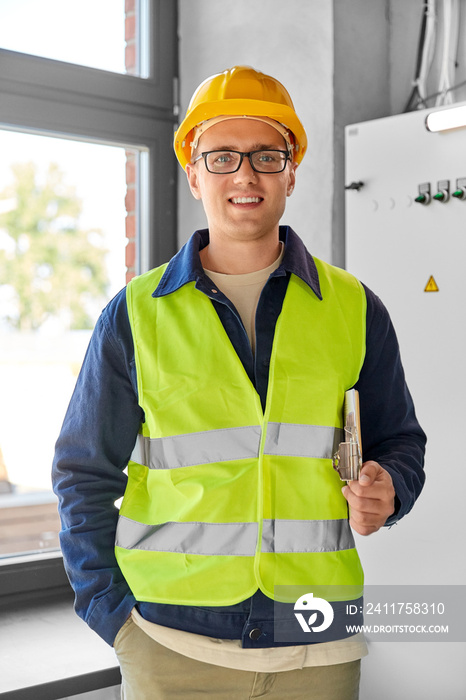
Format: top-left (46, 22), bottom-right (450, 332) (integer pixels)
top-left (174, 65), bottom-right (307, 170)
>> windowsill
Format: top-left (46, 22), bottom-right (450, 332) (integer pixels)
top-left (0, 555), bottom-right (120, 699)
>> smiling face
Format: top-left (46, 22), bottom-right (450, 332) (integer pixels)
top-left (186, 118), bottom-right (297, 249)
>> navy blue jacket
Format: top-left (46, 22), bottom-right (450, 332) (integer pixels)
top-left (52, 227), bottom-right (426, 646)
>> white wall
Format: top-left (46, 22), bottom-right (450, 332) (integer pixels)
top-left (177, 0), bottom-right (335, 262)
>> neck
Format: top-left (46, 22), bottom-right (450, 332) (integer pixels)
top-left (200, 233), bottom-right (282, 274)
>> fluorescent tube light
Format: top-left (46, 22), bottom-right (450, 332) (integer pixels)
top-left (426, 105), bottom-right (466, 132)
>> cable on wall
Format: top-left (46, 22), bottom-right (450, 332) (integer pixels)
top-left (404, 0), bottom-right (437, 111)
top-left (418, 0), bottom-right (438, 103)
top-left (435, 0), bottom-right (460, 105)
top-left (421, 75), bottom-right (466, 103)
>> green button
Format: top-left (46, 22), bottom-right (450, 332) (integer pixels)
top-left (433, 192), bottom-right (445, 201)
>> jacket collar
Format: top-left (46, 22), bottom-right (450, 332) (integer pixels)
top-left (153, 226), bottom-right (322, 301)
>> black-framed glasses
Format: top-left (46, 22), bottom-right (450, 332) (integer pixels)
top-left (193, 149), bottom-right (290, 174)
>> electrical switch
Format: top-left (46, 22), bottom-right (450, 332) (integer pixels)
top-left (345, 181), bottom-right (364, 191)
top-left (452, 178), bottom-right (466, 200)
top-left (414, 182), bottom-right (431, 205)
top-left (433, 180), bottom-right (450, 203)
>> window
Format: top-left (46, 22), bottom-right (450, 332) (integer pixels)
top-left (0, 0), bottom-right (177, 569)
top-left (0, 132), bottom-right (134, 556)
top-left (0, 0), bottom-right (126, 74)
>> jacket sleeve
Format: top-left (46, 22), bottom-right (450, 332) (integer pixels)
top-left (52, 289), bottom-right (142, 645)
top-left (354, 284), bottom-right (427, 526)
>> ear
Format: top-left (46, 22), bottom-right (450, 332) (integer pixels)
top-left (186, 162), bottom-right (202, 201)
top-left (286, 162), bottom-right (298, 197)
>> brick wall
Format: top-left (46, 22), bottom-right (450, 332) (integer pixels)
top-left (125, 150), bottom-right (137, 283)
top-left (125, 0), bottom-right (137, 75)
top-left (125, 0), bottom-right (138, 283)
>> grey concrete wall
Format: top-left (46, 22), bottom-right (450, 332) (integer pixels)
top-left (332, 0), bottom-right (391, 267)
top-left (177, 0), bottom-right (466, 265)
top-left (389, 0), bottom-right (466, 114)
top-left (177, 0), bottom-right (335, 262)
top-left (177, 0), bottom-right (394, 266)
top-left (388, 0), bottom-right (424, 114)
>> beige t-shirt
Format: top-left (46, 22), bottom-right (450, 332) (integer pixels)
top-left (132, 243), bottom-right (368, 670)
top-left (132, 607), bottom-right (368, 672)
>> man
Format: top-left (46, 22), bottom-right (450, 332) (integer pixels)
top-left (53, 66), bottom-right (426, 699)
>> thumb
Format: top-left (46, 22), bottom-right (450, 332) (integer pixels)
top-left (358, 461), bottom-right (379, 486)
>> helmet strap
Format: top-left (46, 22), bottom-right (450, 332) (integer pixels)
top-left (191, 115), bottom-right (294, 157)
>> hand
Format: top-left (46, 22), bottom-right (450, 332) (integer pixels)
top-left (341, 460), bottom-right (395, 536)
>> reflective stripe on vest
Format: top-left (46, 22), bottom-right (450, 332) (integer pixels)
top-left (130, 423), bottom-right (344, 470)
top-left (116, 516), bottom-right (355, 556)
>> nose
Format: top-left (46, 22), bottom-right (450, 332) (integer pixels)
top-left (232, 154), bottom-right (258, 184)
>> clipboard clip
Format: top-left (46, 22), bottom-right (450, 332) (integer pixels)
top-left (333, 389), bottom-right (362, 481)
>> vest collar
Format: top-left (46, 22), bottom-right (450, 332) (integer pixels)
top-left (153, 226), bottom-right (322, 301)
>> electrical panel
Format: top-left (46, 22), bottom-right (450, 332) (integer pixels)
top-left (345, 103), bottom-right (466, 699)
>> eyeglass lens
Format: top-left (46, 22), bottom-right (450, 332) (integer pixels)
top-left (204, 150), bottom-right (288, 173)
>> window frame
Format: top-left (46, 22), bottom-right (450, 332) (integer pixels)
top-left (0, 0), bottom-right (178, 597)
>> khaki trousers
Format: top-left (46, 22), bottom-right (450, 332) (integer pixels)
top-left (114, 617), bottom-right (361, 700)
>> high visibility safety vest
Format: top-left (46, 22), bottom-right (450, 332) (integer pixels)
top-left (115, 258), bottom-right (367, 607)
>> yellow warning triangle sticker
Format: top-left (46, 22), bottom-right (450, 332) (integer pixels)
top-left (424, 275), bottom-right (439, 292)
